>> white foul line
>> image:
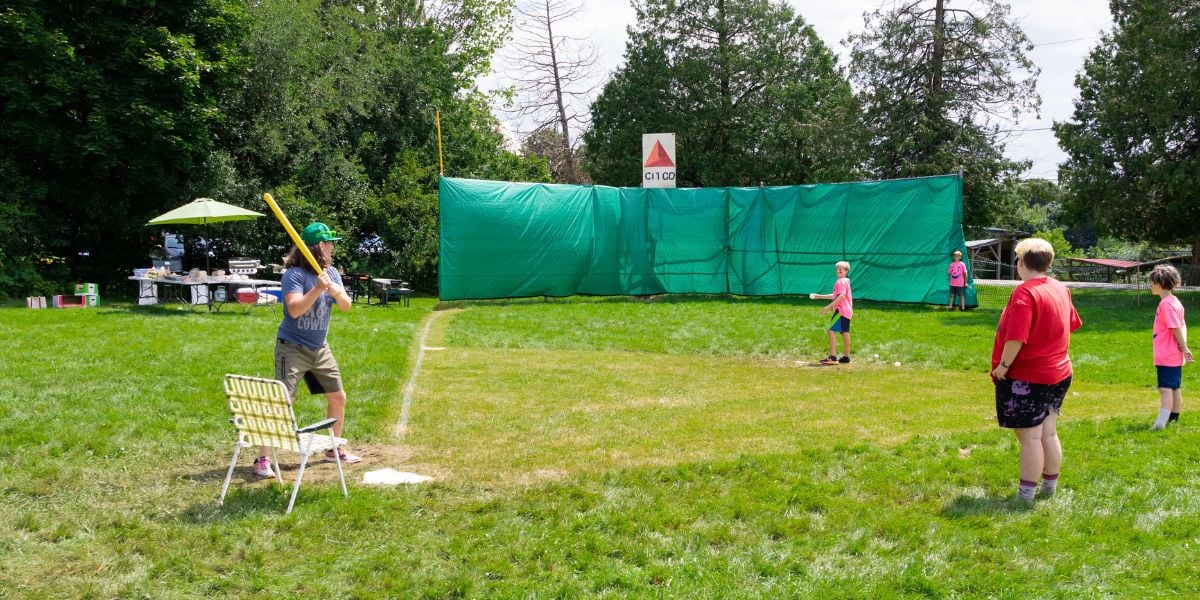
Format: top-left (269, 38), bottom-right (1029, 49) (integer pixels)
top-left (395, 310), bottom-right (444, 439)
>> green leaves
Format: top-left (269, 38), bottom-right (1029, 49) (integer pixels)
top-left (0, 0), bottom-right (248, 292)
top-left (1055, 0), bottom-right (1200, 249)
top-left (847, 0), bottom-right (1040, 228)
top-left (583, 0), bottom-right (865, 188)
top-left (0, 0), bottom-right (541, 295)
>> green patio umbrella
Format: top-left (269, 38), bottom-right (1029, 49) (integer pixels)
top-left (147, 198), bottom-right (266, 271)
top-left (147, 197), bottom-right (265, 225)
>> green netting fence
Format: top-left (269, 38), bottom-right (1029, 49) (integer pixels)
top-left (439, 175), bottom-right (977, 306)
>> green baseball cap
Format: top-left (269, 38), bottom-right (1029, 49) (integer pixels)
top-left (300, 222), bottom-right (341, 245)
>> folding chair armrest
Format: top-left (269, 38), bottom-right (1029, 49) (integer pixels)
top-left (297, 417), bottom-right (338, 434)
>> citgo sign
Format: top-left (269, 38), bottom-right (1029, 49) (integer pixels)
top-left (642, 133), bottom-right (676, 188)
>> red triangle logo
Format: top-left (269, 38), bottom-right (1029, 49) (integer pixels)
top-left (643, 140), bottom-right (675, 168)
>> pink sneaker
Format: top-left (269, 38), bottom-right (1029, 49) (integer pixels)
top-left (252, 456), bottom-right (274, 478)
top-left (324, 448), bottom-right (362, 464)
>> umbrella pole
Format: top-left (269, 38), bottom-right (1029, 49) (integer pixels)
top-left (205, 223), bottom-right (212, 274)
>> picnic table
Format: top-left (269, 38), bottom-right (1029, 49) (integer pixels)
top-left (130, 275), bottom-right (281, 313)
top-left (371, 278), bottom-right (413, 306)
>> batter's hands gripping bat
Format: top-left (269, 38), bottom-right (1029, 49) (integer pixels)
top-left (262, 192), bottom-right (352, 305)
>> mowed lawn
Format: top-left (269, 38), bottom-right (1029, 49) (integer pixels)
top-left (2, 286), bottom-right (1199, 597)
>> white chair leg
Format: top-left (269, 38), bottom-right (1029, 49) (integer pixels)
top-left (333, 440), bottom-right (347, 497)
top-left (270, 447), bottom-right (283, 484)
top-left (219, 442), bottom-right (242, 505)
top-left (286, 438), bottom-right (313, 515)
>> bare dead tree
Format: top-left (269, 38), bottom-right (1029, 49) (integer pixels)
top-left (503, 0), bottom-right (599, 182)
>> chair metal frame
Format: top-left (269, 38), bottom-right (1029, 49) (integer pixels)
top-left (219, 374), bottom-right (349, 514)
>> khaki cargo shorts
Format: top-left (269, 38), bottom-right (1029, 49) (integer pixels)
top-left (274, 338), bottom-right (343, 398)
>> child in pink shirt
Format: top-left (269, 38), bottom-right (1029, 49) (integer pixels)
top-left (1149, 264), bottom-right (1193, 429)
top-left (947, 250), bottom-right (968, 310)
top-left (812, 261), bottom-right (853, 364)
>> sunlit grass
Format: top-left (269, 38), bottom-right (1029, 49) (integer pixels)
top-left (1, 288), bottom-right (1198, 597)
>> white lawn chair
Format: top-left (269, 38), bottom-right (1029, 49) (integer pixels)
top-left (218, 374), bottom-right (348, 514)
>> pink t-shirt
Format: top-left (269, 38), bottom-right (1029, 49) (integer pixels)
top-left (948, 261), bottom-right (967, 287)
top-left (1153, 294), bottom-right (1187, 366)
top-left (832, 277), bottom-right (853, 319)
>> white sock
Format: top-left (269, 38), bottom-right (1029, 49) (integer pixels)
top-left (1039, 474), bottom-right (1058, 498)
top-left (1154, 408), bottom-right (1171, 428)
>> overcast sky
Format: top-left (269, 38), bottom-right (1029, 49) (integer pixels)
top-left (483, 0), bottom-right (1115, 182)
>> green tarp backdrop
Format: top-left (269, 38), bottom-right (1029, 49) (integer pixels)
top-left (439, 175), bottom-right (976, 305)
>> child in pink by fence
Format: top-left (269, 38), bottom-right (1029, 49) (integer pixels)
top-left (948, 250), bottom-right (968, 310)
top-left (1148, 264), bottom-right (1193, 430)
top-left (812, 261), bottom-right (853, 365)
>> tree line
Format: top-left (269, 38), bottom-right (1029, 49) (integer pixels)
top-left (1, 0), bottom-right (1196, 297)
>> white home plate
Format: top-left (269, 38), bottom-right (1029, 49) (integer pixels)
top-left (362, 468), bottom-right (433, 485)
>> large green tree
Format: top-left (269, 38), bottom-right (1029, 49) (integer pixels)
top-left (0, 0), bottom-right (247, 295)
top-left (847, 0), bottom-right (1040, 228)
top-left (1055, 0), bottom-right (1200, 280)
top-left (583, 0), bottom-right (864, 187)
top-left (216, 0), bottom-right (545, 291)
top-left (129, 0), bottom-right (546, 291)
top-left (0, 0), bottom-right (544, 295)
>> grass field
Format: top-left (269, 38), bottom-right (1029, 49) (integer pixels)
top-left (2, 286), bottom-right (1199, 597)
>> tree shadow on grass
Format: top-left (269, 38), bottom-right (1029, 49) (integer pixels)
top-left (941, 493), bottom-right (1034, 517)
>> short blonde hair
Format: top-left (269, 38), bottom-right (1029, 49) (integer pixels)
top-left (952, 250), bottom-right (963, 257)
top-left (1014, 238), bottom-right (1054, 272)
top-left (835, 260), bottom-right (850, 272)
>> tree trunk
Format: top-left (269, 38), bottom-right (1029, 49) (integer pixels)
top-left (928, 0), bottom-right (946, 106)
top-left (545, 2), bottom-right (577, 181)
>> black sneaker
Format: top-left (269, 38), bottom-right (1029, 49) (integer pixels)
top-left (838, 356), bottom-right (850, 364)
top-left (819, 355), bottom-right (838, 365)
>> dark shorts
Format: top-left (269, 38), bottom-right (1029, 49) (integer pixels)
top-left (995, 375), bottom-right (1072, 429)
top-left (1157, 365), bottom-right (1183, 390)
top-left (828, 313), bottom-right (851, 333)
top-left (275, 338), bottom-right (343, 398)
top-left (950, 286), bottom-right (966, 300)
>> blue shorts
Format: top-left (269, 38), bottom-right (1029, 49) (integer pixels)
top-left (828, 313), bottom-right (851, 333)
top-left (1157, 365), bottom-right (1183, 390)
top-left (949, 286), bottom-right (966, 300)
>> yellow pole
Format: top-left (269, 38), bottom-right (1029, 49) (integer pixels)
top-left (435, 110), bottom-right (444, 176)
top-left (262, 192), bottom-right (351, 304)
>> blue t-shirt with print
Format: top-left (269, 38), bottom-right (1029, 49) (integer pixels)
top-left (276, 266), bottom-right (342, 350)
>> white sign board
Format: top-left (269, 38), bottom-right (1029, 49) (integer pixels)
top-left (642, 133), bottom-right (676, 188)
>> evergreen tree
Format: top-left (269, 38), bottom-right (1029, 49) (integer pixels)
top-left (1055, 0), bottom-right (1200, 280)
top-left (847, 0), bottom-right (1040, 228)
top-left (583, 0), bottom-right (864, 188)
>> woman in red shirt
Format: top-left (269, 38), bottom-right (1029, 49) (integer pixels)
top-left (991, 238), bottom-right (1082, 504)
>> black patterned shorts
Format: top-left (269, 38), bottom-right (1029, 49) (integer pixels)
top-left (994, 375), bottom-right (1072, 429)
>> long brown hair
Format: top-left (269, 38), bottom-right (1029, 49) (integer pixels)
top-left (283, 243), bottom-right (330, 273)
